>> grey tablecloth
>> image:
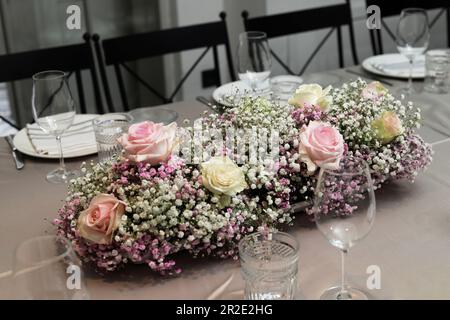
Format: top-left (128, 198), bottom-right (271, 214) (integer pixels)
top-left (1, 69), bottom-right (450, 299)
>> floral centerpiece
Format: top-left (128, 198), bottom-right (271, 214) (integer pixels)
top-left (54, 79), bottom-right (432, 274)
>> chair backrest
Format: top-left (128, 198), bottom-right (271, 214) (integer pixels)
top-left (242, 1), bottom-right (359, 76)
top-left (366, 0), bottom-right (450, 55)
top-left (0, 33), bottom-right (103, 115)
top-left (93, 12), bottom-right (236, 112)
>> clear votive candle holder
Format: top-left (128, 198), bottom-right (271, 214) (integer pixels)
top-left (93, 113), bottom-right (132, 163)
top-left (424, 49), bottom-right (450, 94)
top-left (239, 231), bottom-right (299, 300)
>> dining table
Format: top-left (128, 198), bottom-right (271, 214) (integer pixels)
top-left (1, 65), bottom-right (450, 299)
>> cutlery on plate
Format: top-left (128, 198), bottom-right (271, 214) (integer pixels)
top-left (345, 69), bottom-right (393, 86)
top-left (4, 135), bottom-right (24, 170)
top-left (196, 96), bottom-right (223, 113)
top-left (26, 121), bottom-right (93, 132)
top-left (29, 128), bottom-right (93, 139)
top-left (25, 127), bottom-right (42, 154)
top-left (371, 59), bottom-right (425, 71)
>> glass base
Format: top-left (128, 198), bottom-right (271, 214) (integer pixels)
top-left (46, 167), bottom-right (81, 184)
top-left (320, 286), bottom-right (369, 300)
top-left (396, 85), bottom-right (419, 100)
top-left (424, 84), bottom-right (449, 94)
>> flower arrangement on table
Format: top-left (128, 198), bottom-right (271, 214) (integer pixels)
top-left (54, 79), bottom-right (432, 274)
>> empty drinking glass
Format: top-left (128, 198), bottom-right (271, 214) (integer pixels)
top-left (395, 8), bottom-right (430, 97)
top-left (237, 31), bottom-right (272, 92)
top-left (32, 70), bottom-right (80, 183)
top-left (12, 235), bottom-right (89, 299)
top-left (424, 49), bottom-right (450, 94)
top-left (313, 157), bottom-right (376, 300)
top-left (239, 231), bottom-right (299, 300)
top-left (93, 113), bottom-right (132, 163)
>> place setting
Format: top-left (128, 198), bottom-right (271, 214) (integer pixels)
top-left (210, 31), bottom-right (345, 109)
top-left (1, 1), bottom-right (450, 304)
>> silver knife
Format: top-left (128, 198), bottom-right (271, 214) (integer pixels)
top-left (196, 96), bottom-right (224, 114)
top-left (4, 135), bottom-right (24, 170)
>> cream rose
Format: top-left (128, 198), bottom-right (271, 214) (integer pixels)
top-left (77, 194), bottom-right (126, 245)
top-left (201, 156), bottom-right (247, 196)
top-left (361, 81), bottom-right (387, 100)
top-left (288, 84), bottom-right (332, 111)
top-left (118, 121), bottom-right (177, 164)
top-left (299, 121), bottom-right (345, 173)
top-left (372, 110), bottom-right (404, 145)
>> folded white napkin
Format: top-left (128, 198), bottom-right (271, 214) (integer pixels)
top-left (372, 58), bottom-right (425, 76)
top-left (27, 118), bottom-right (97, 156)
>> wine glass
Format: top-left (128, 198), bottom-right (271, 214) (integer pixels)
top-left (32, 70), bottom-right (79, 183)
top-left (12, 235), bottom-right (89, 299)
top-left (236, 31), bottom-right (272, 93)
top-left (313, 157), bottom-right (376, 300)
top-left (395, 8), bottom-right (430, 97)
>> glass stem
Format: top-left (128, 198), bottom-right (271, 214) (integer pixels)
top-left (408, 57), bottom-right (414, 94)
top-left (56, 135), bottom-right (66, 174)
top-left (337, 249), bottom-right (350, 299)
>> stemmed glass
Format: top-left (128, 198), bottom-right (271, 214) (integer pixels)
top-left (313, 157), bottom-right (376, 300)
top-left (395, 8), bottom-right (430, 97)
top-left (236, 31), bottom-right (272, 93)
top-left (12, 235), bottom-right (89, 299)
top-left (32, 70), bottom-right (79, 183)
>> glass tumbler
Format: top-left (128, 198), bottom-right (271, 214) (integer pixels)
top-left (93, 113), bottom-right (132, 163)
top-left (424, 49), bottom-right (450, 94)
top-left (239, 231), bottom-right (299, 300)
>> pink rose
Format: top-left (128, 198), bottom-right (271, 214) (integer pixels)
top-left (77, 194), bottom-right (126, 245)
top-left (299, 121), bottom-right (344, 173)
top-left (118, 121), bottom-right (177, 164)
top-left (361, 81), bottom-right (387, 100)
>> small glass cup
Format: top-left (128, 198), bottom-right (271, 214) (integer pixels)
top-left (239, 231), bottom-right (299, 300)
top-left (93, 113), bottom-right (132, 163)
top-left (424, 49), bottom-right (450, 94)
top-left (270, 75), bottom-right (303, 103)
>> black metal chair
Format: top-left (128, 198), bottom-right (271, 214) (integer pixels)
top-left (366, 0), bottom-right (450, 55)
top-left (0, 33), bottom-right (103, 116)
top-left (241, 1), bottom-right (359, 76)
top-left (93, 12), bottom-right (236, 113)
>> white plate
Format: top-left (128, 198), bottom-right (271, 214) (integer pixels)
top-left (14, 114), bottom-right (98, 159)
top-left (362, 53), bottom-right (425, 79)
top-left (212, 79), bottom-right (271, 107)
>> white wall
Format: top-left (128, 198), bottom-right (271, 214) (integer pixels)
top-left (171, 0), bottom-right (226, 101)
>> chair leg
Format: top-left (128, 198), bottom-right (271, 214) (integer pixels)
top-left (212, 45), bottom-right (221, 85)
top-left (447, 8), bottom-right (450, 48)
top-left (115, 64), bottom-right (129, 112)
top-left (75, 70), bottom-right (87, 114)
top-left (337, 27), bottom-right (344, 68)
top-left (376, 28), bottom-right (383, 55)
top-left (92, 34), bottom-right (114, 113)
top-left (369, 29), bottom-right (378, 56)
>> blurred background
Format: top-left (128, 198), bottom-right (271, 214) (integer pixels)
top-left (0, 0), bottom-right (448, 131)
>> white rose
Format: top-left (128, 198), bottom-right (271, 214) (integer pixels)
top-left (201, 156), bottom-right (247, 196)
top-left (288, 84), bottom-right (332, 111)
